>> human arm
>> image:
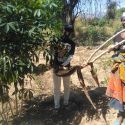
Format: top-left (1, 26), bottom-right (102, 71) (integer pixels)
top-left (61, 55), bottom-right (73, 66)
top-left (61, 39), bottom-right (75, 66)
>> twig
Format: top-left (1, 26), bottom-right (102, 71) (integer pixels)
top-left (1, 102), bottom-right (8, 124)
top-left (87, 29), bottom-right (125, 63)
top-left (8, 99), bottom-right (14, 117)
top-left (15, 93), bottom-right (18, 115)
top-left (20, 85), bottom-right (24, 116)
top-left (90, 63), bottom-right (100, 87)
top-left (0, 109), bottom-right (5, 122)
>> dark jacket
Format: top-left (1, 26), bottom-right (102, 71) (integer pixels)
top-left (53, 35), bottom-right (75, 70)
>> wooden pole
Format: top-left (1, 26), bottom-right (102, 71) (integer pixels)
top-left (91, 39), bottom-right (125, 63)
top-left (87, 29), bottom-right (125, 63)
top-left (90, 63), bottom-right (100, 87)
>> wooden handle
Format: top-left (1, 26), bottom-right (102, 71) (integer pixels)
top-left (87, 29), bottom-right (125, 63)
top-left (91, 39), bottom-right (125, 63)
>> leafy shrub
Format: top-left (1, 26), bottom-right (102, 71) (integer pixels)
top-left (81, 26), bottom-right (108, 46)
top-left (87, 18), bottom-right (107, 27)
top-left (0, 0), bottom-right (62, 114)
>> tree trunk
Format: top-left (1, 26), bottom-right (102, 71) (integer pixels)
top-left (62, 0), bottom-right (79, 28)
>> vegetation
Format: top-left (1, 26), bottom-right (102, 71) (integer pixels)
top-left (0, 0), bottom-right (125, 124)
top-left (106, 0), bottom-right (117, 20)
top-left (75, 6), bottom-right (125, 46)
top-left (0, 0), bottom-right (63, 122)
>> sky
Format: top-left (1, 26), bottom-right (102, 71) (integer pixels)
top-left (118, 0), bottom-right (125, 8)
top-left (78, 0), bottom-right (125, 18)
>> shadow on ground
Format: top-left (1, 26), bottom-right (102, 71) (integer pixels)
top-left (12, 86), bottom-right (110, 125)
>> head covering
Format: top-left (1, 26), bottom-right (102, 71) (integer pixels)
top-left (121, 12), bottom-right (125, 21)
top-left (64, 24), bottom-right (73, 32)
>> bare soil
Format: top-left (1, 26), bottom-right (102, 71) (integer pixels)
top-left (10, 46), bottom-right (119, 125)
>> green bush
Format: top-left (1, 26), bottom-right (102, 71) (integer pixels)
top-left (87, 18), bottom-right (107, 27)
top-left (81, 26), bottom-right (108, 46)
top-left (0, 0), bottom-right (62, 104)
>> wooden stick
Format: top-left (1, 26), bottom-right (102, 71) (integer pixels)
top-left (1, 102), bottom-right (8, 124)
top-left (0, 110), bottom-right (5, 122)
top-left (90, 63), bottom-right (100, 87)
top-left (8, 99), bottom-right (14, 117)
top-left (91, 39), bottom-right (125, 63)
top-left (77, 67), bottom-right (96, 109)
top-left (87, 29), bottom-right (125, 63)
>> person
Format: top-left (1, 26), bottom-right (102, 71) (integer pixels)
top-left (106, 12), bottom-right (125, 125)
top-left (52, 24), bottom-right (75, 111)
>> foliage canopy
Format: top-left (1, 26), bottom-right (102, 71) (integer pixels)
top-left (0, 0), bottom-right (63, 101)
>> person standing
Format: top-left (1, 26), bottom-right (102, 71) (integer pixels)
top-left (52, 24), bottom-right (75, 111)
top-left (106, 12), bottom-right (125, 125)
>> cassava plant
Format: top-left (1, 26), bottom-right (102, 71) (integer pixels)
top-left (0, 0), bottom-right (63, 122)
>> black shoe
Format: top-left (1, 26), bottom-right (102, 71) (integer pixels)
top-left (63, 102), bottom-right (77, 111)
top-left (62, 104), bottom-right (69, 110)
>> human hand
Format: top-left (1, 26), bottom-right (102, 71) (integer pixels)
top-left (107, 45), bottom-right (114, 52)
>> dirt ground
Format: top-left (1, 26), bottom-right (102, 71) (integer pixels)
top-left (10, 46), bottom-right (120, 125)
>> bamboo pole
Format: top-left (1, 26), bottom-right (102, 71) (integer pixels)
top-left (54, 39), bottom-right (125, 109)
top-left (91, 39), bottom-right (125, 63)
top-left (79, 39), bottom-right (125, 87)
top-left (87, 29), bottom-right (125, 63)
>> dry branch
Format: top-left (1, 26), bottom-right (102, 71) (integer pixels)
top-left (77, 67), bottom-right (96, 109)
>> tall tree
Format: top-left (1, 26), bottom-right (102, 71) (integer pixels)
top-left (0, 0), bottom-right (63, 114)
top-left (62, 0), bottom-right (80, 27)
top-left (61, 0), bottom-right (110, 27)
top-left (106, 0), bottom-right (117, 20)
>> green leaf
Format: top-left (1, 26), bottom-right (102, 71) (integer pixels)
top-left (3, 57), bottom-right (6, 76)
top-left (6, 6), bottom-right (12, 13)
top-left (5, 23), bottom-right (10, 33)
top-left (0, 0), bottom-right (63, 98)
top-left (31, 65), bottom-right (34, 72)
top-left (34, 9), bottom-right (42, 17)
top-left (0, 23), bottom-right (5, 27)
top-left (34, 10), bottom-right (37, 17)
top-left (52, 3), bottom-right (57, 7)
top-left (28, 27), bottom-right (36, 36)
top-left (9, 22), bottom-right (16, 31)
top-left (37, 9), bottom-right (41, 17)
top-left (0, 18), bottom-right (2, 23)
